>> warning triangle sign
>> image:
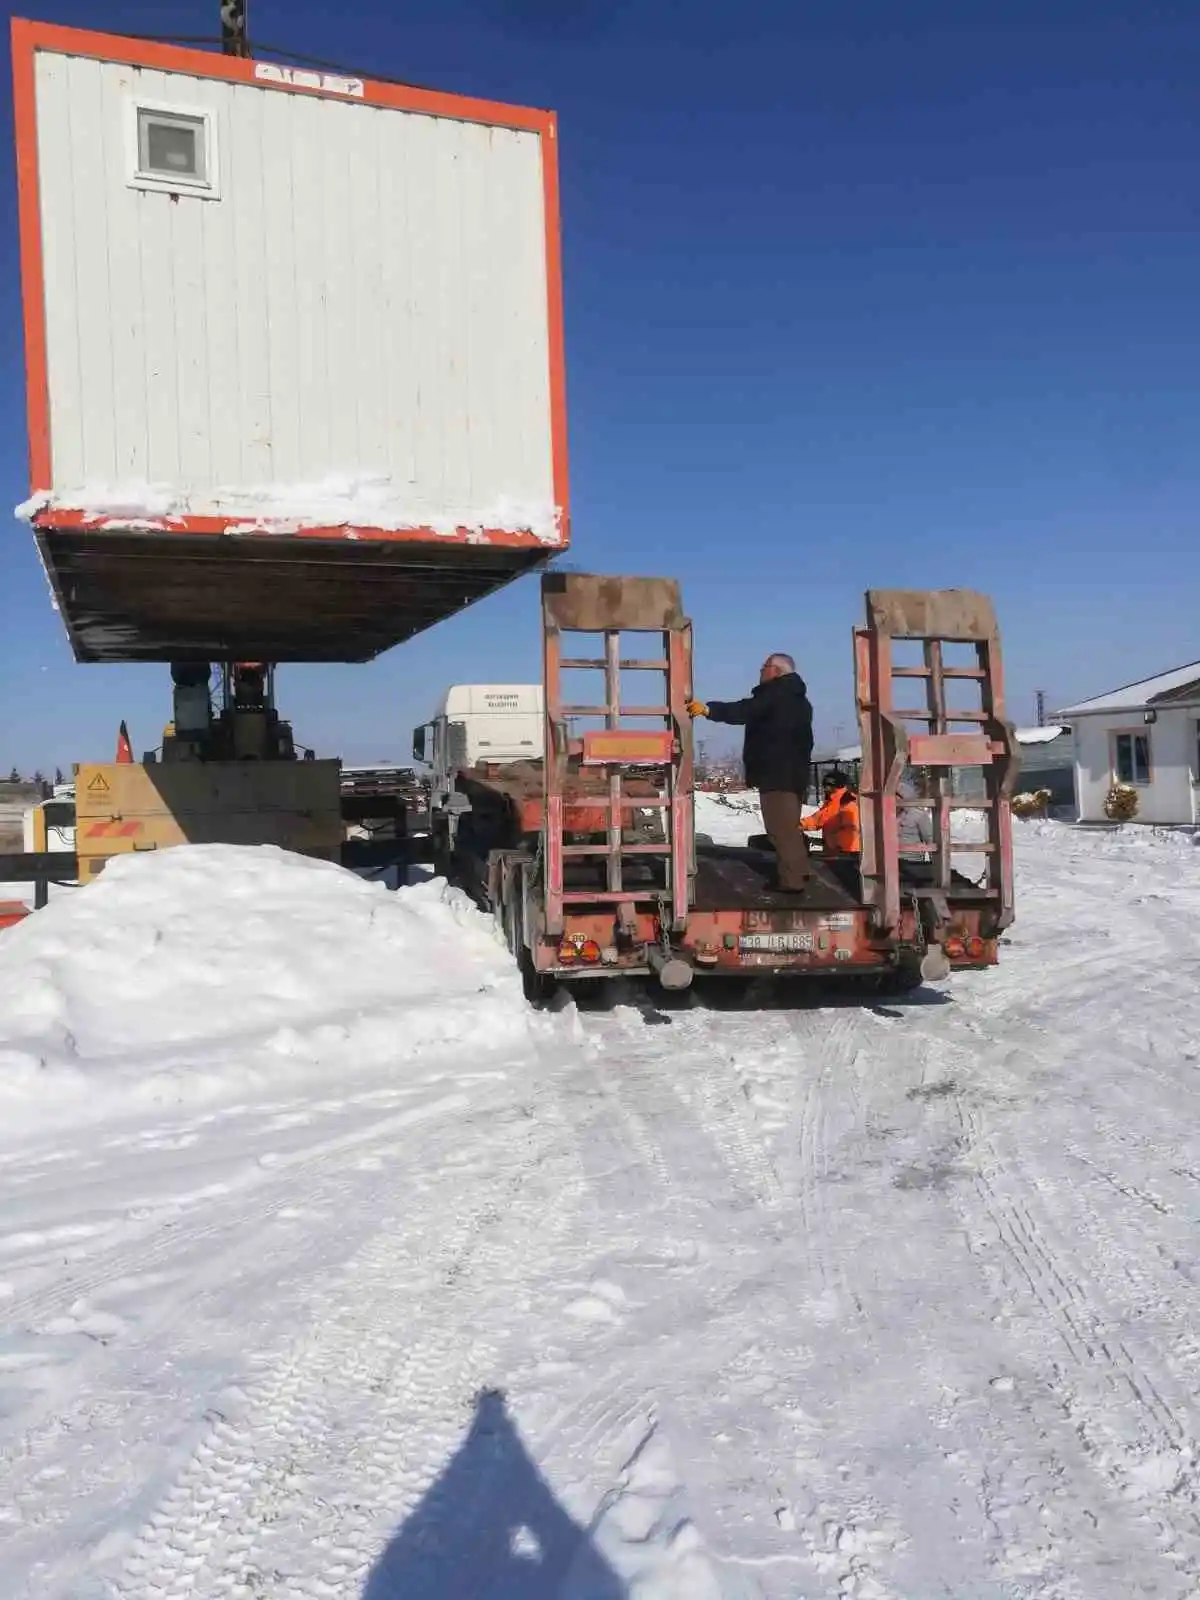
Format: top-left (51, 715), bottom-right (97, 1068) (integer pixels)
top-left (87, 772), bottom-right (111, 794)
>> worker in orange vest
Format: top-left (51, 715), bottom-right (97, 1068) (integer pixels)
top-left (801, 770), bottom-right (861, 857)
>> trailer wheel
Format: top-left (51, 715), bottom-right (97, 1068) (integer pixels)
top-left (504, 869), bottom-right (555, 1004)
top-left (874, 952), bottom-right (924, 996)
top-left (519, 945), bottom-right (557, 1005)
top-left (431, 822), bottom-right (453, 881)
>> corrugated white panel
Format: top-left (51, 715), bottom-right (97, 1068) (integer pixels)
top-left (33, 52), bottom-right (557, 532)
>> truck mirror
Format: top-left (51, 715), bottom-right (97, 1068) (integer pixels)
top-left (412, 725), bottom-right (427, 762)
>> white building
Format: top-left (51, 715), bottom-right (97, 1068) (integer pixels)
top-left (1059, 663), bottom-right (1200, 826)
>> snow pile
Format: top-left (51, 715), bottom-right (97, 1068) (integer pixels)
top-left (694, 790), bottom-right (762, 844)
top-left (1018, 814), bottom-right (1200, 854)
top-left (17, 477), bottom-right (563, 544)
top-left (0, 845), bottom-right (529, 1131)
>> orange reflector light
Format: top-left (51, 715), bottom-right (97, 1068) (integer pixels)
top-left (557, 942), bottom-right (578, 964)
top-left (578, 940), bottom-right (602, 963)
top-left (944, 936), bottom-right (966, 959)
top-left (965, 935), bottom-right (986, 960)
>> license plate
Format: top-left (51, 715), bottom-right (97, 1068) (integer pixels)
top-left (740, 932), bottom-right (814, 953)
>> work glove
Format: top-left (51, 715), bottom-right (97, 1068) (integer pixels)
top-left (686, 699), bottom-right (709, 718)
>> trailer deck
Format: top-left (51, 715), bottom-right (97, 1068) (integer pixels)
top-left (692, 846), bottom-right (859, 911)
top-left (692, 844), bottom-right (988, 911)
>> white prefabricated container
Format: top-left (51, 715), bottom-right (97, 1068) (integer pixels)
top-left (12, 19), bottom-right (569, 663)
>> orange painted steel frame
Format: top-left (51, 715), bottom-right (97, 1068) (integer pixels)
top-left (854, 591), bottom-right (1016, 940)
top-left (541, 578), bottom-right (693, 945)
top-left (10, 18), bottom-right (570, 552)
top-left (536, 586), bottom-right (1012, 981)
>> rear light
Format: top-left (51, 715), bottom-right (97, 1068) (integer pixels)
top-left (943, 936), bottom-right (965, 959)
top-left (558, 938), bottom-right (601, 965)
top-left (965, 935), bottom-right (986, 960)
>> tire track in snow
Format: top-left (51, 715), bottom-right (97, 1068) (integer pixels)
top-left (825, 1023), bottom-right (1163, 1600)
top-left (571, 1000), bottom-right (914, 1597)
top-left (624, 993), bottom-right (1184, 1596)
top-left (933, 918), bottom-right (1200, 1551)
top-left (0, 1090), bottom-right (479, 1335)
top-left (665, 1012), bottom-right (792, 1212)
top-left (954, 1090), bottom-right (1200, 1586)
top-left (873, 873), bottom-right (1200, 1596)
top-left (713, 1005), bottom-right (1171, 1598)
top-left (110, 1087), bottom-right (584, 1600)
top-left (0, 1093), bottom-right (481, 1552)
top-left (779, 1006), bottom-right (872, 1299)
top-left (580, 1001), bottom-right (784, 1211)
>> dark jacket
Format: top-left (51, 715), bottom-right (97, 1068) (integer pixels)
top-left (707, 672), bottom-right (813, 794)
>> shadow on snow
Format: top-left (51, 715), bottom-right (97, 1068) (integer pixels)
top-left (363, 1387), bottom-right (623, 1599)
top-left (563, 974), bottom-right (952, 1024)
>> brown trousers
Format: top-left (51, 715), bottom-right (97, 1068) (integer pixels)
top-left (759, 790), bottom-right (811, 889)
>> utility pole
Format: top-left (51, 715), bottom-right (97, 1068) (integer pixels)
top-left (220, 0), bottom-right (250, 57)
top-left (1034, 689), bottom-right (1046, 728)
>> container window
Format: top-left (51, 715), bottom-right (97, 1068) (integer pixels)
top-left (139, 110), bottom-right (205, 181)
top-left (128, 101), bottom-right (219, 198)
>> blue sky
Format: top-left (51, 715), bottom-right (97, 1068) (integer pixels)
top-left (2, 0), bottom-right (1199, 770)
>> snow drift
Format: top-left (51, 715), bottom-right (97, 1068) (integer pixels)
top-left (0, 845), bottom-right (529, 1131)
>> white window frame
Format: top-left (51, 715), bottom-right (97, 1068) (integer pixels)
top-left (1110, 726), bottom-right (1152, 787)
top-left (125, 96), bottom-right (220, 200)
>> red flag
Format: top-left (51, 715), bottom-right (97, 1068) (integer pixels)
top-left (116, 721), bottom-right (133, 765)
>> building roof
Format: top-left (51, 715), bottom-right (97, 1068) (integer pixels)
top-left (1057, 661), bottom-right (1200, 717)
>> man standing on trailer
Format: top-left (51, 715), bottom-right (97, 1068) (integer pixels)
top-left (688, 654), bottom-right (814, 892)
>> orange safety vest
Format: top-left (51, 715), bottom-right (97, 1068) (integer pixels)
top-left (801, 787), bottom-right (861, 856)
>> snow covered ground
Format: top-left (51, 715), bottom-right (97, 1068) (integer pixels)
top-left (2, 813), bottom-right (1200, 1597)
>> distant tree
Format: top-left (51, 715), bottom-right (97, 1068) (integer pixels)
top-left (54, 767), bottom-right (64, 786)
top-left (7, 767), bottom-right (18, 783)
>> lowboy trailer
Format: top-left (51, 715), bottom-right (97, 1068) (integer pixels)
top-left (446, 573), bottom-right (1017, 1001)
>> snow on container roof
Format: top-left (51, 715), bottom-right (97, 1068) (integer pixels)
top-left (1058, 662), bottom-right (1200, 717)
top-left (12, 20), bottom-right (568, 662)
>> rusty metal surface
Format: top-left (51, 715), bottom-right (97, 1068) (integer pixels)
top-left (865, 588), bottom-right (999, 643)
top-left (458, 761), bottom-right (661, 838)
top-left (540, 572), bottom-right (692, 937)
top-left (37, 529), bottom-right (547, 663)
top-left (541, 572), bottom-right (685, 634)
top-left (855, 588), bottom-right (1016, 938)
top-left (580, 729), bottom-right (674, 765)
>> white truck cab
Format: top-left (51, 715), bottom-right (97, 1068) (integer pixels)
top-left (413, 685), bottom-right (543, 859)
